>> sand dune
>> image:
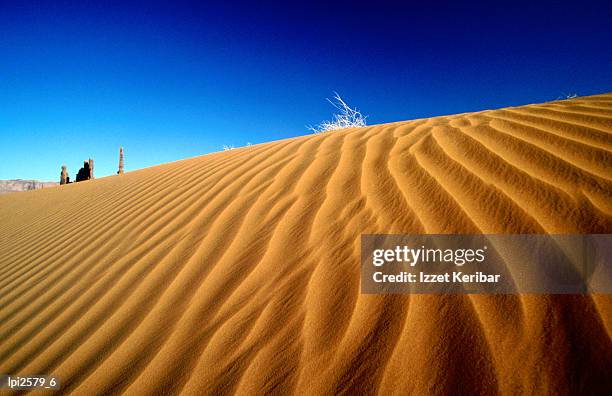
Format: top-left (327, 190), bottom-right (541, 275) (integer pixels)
top-left (1, 94), bottom-right (611, 395)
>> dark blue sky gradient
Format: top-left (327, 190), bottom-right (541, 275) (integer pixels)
top-left (1, 1), bottom-right (611, 180)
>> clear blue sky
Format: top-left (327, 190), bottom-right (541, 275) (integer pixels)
top-left (1, 1), bottom-right (611, 181)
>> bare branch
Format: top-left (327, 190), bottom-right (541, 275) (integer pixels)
top-left (309, 93), bottom-right (367, 133)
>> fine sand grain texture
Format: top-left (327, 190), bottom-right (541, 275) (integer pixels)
top-left (1, 94), bottom-right (611, 395)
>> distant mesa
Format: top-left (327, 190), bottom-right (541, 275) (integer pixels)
top-left (0, 179), bottom-right (58, 195)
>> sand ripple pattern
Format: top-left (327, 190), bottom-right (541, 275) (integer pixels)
top-left (1, 94), bottom-right (611, 395)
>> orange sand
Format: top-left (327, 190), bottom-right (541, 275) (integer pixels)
top-left (1, 94), bottom-right (611, 394)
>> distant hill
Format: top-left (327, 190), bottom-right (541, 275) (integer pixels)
top-left (0, 179), bottom-right (59, 195)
